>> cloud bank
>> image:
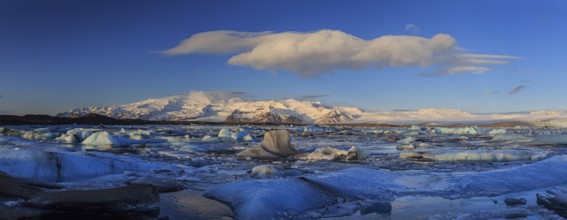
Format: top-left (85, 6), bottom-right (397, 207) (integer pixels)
top-left (162, 30), bottom-right (518, 77)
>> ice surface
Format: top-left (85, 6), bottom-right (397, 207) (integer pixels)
top-left (206, 156), bottom-right (567, 218)
top-left (457, 155), bottom-right (567, 197)
top-left (5, 124), bottom-right (567, 219)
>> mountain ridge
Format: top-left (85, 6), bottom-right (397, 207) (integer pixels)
top-left (56, 92), bottom-right (567, 124)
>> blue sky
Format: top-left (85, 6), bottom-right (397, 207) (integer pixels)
top-left (1, 0), bottom-right (566, 115)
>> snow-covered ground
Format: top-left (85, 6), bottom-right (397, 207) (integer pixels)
top-left (2, 124), bottom-right (567, 219)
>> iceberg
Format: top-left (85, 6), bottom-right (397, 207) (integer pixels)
top-left (81, 131), bottom-right (120, 145)
top-left (231, 131), bottom-right (251, 141)
top-left (57, 128), bottom-right (94, 143)
top-left (0, 148), bottom-right (174, 182)
top-left (82, 131), bottom-right (166, 146)
top-left (204, 178), bottom-right (335, 220)
top-left (400, 149), bottom-right (549, 162)
top-left (434, 127), bottom-right (488, 135)
top-left (218, 128), bottom-right (231, 138)
top-left (301, 146), bottom-right (359, 161)
top-left (250, 165), bottom-right (278, 178)
top-left (237, 130), bottom-right (297, 159)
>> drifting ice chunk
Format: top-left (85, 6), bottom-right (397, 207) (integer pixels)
top-left (303, 146), bottom-right (358, 161)
top-left (490, 134), bottom-right (534, 143)
top-left (531, 135), bottom-right (567, 145)
top-left (82, 131), bottom-right (120, 145)
top-left (302, 125), bottom-right (335, 133)
top-left (400, 149), bottom-right (548, 161)
top-left (434, 127), bottom-right (487, 135)
top-left (218, 128), bottom-right (231, 138)
top-left (204, 178), bottom-right (334, 220)
top-left (396, 137), bottom-right (416, 145)
top-left (57, 128), bottom-right (94, 143)
top-left (237, 130), bottom-right (297, 159)
top-left (82, 131), bottom-right (166, 145)
top-left (202, 135), bottom-right (220, 142)
top-left (251, 165), bottom-right (278, 178)
top-left (231, 131), bottom-right (251, 141)
top-left (488, 129), bottom-right (507, 135)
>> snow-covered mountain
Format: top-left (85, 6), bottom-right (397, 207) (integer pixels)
top-left (57, 92), bottom-right (361, 124)
top-left (57, 91), bottom-right (567, 124)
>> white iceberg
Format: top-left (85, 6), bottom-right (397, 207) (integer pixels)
top-left (490, 134), bottom-right (534, 143)
top-left (251, 165), bottom-right (278, 178)
top-left (434, 127), bottom-right (488, 135)
top-left (231, 131), bottom-right (251, 141)
top-left (82, 131), bottom-right (120, 145)
top-left (82, 131), bottom-right (166, 146)
top-left (218, 128), bottom-right (231, 138)
top-left (396, 137), bottom-right (416, 145)
top-left (302, 146), bottom-right (358, 161)
top-left (57, 128), bottom-right (95, 143)
top-left (400, 149), bottom-right (549, 162)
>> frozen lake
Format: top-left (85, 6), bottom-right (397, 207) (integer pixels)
top-left (1, 124), bottom-right (567, 219)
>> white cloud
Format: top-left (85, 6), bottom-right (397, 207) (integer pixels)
top-left (184, 91), bottom-right (248, 104)
top-left (405, 24), bottom-right (420, 34)
top-left (162, 30), bottom-right (517, 77)
top-left (446, 66), bottom-right (490, 74)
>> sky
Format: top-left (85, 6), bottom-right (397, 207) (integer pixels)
top-left (1, 0), bottom-right (566, 115)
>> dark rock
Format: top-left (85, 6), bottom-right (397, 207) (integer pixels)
top-left (25, 185), bottom-right (160, 215)
top-left (504, 197), bottom-right (526, 206)
top-left (359, 201), bottom-right (392, 214)
top-left (0, 172), bottom-right (62, 199)
top-left (126, 176), bottom-right (187, 193)
top-left (537, 188), bottom-right (567, 217)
